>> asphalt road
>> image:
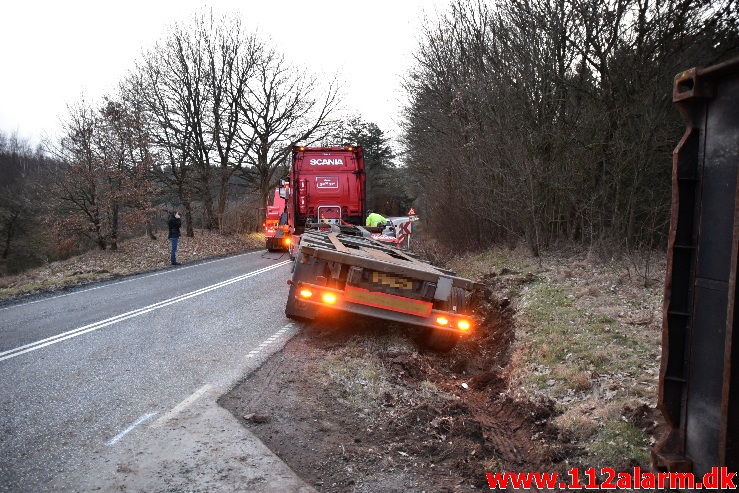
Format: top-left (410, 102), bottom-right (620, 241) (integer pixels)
top-left (0, 251), bottom-right (302, 492)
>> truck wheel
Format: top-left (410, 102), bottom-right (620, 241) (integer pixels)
top-left (423, 328), bottom-right (460, 352)
top-left (421, 287), bottom-right (466, 352)
top-left (285, 296), bottom-right (310, 320)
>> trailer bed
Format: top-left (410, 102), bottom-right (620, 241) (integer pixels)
top-left (285, 229), bottom-right (480, 351)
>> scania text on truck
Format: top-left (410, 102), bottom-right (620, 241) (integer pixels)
top-left (284, 146), bottom-right (366, 258)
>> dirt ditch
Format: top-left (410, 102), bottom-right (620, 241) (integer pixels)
top-left (219, 274), bottom-right (653, 492)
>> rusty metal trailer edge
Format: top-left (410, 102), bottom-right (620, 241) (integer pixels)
top-left (653, 56), bottom-right (739, 481)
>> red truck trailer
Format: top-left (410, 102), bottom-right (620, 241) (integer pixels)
top-left (264, 187), bottom-right (290, 252)
top-left (285, 146), bottom-right (366, 257)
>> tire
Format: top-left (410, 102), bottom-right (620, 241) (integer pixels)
top-left (421, 287), bottom-right (466, 352)
top-left (423, 328), bottom-right (460, 352)
top-left (285, 299), bottom-right (313, 321)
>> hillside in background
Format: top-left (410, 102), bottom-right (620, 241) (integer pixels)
top-left (0, 231), bottom-right (265, 302)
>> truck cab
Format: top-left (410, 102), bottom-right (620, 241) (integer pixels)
top-left (285, 146), bottom-right (366, 258)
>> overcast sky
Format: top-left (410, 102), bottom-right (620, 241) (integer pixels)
top-left (0, 0), bottom-right (450, 147)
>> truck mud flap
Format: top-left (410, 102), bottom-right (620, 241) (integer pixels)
top-left (654, 57), bottom-right (739, 479)
top-left (285, 251), bottom-right (320, 320)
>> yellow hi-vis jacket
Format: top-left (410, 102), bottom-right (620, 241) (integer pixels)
top-left (366, 213), bottom-right (387, 227)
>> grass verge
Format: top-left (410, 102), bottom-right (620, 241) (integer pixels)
top-left (447, 247), bottom-right (663, 469)
top-left (0, 231), bottom-right (265, 301)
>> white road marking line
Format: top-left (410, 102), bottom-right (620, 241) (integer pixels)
top-left (0, 261), bottom-right (291, 363)
top-left (151, 384), bottom-right (213, 429)
top-left (0, 251), bottom-right (267, 312)
top-left (106, 412), bottom-right (158, 446)
top-left (243, 322), bottom-right (295, 359)
top-left (153, 323), bottom-right (296, 421)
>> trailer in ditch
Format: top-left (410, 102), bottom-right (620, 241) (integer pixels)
top-left (285, 228), bottom-right (480, 351)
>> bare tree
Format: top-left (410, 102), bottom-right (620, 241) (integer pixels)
top-left (48, 100), bottom-right (109, 250)
top-left (97, 97), bottom-right (158, 249)
top-left (402, 0), bottom-right (739, 254)
top-left (0, 132), bottom-right (58, 273)
top-left (239, 48), bottom-right (342, 211)
top-left (134, 32), bottom-right (200, 236)
top-left (134, 12), bottom-right (267, 234)
top-left (200, 14), bottom-right (261, 231)
top-left (45, 94), bottom-right (157, 252)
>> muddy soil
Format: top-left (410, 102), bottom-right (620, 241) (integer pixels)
top-left (219, 278), bottom-right (650, 492)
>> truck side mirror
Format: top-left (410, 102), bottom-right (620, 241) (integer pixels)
top-left (279, 187), bottom-right (287, 199)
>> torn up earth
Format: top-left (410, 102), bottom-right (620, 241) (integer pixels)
top-left (220, 272), bottom-right (659, 492)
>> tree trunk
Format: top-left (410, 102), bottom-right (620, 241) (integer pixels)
top-left (177, 181), bottom-right (195, 238)
top-left (184, 200), bottom-right (195, 237)
top-left (216, 164), bottom-right (232, 232)
top-left (110, 203), bottom-right (119, 251)
top-left (146, 220), bottom-right (157, 240)
top-left (201, 185), bottom-right (215, 230)
top-left (2, 214), bottom-right (17, 260)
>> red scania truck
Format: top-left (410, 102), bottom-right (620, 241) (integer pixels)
top-left (285, 145), bottom-right (366, 257)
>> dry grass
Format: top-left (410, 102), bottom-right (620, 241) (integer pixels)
top-left (318, 346), bottom-right (394, 414)
top-left (0, 231), bottom-right (265, 302)
top-left (447, 247), bottom-right (664, 468)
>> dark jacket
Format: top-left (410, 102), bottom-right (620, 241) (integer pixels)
top-left (168, 215), bottom-right (182, 239)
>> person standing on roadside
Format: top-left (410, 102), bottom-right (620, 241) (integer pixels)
top-left (168, 211), bottom-right (182, 266)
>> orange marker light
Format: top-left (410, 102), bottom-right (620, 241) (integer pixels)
top-left (457, 320), bottom-right (471, 331)
top-left (322, 292), bottom-right (337, 304)
top-left (436, 316), bottom-right (449, 326)
top-left (285, 238), bottom-right (291, 245)
top-left (299, 289), bottom-right (313, 299)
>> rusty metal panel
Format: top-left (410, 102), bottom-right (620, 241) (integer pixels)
top-left (654, 57), bottom-right (739, 480)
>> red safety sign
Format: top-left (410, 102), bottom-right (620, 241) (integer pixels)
top-left (397, 221), bottom-right (412, 246)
